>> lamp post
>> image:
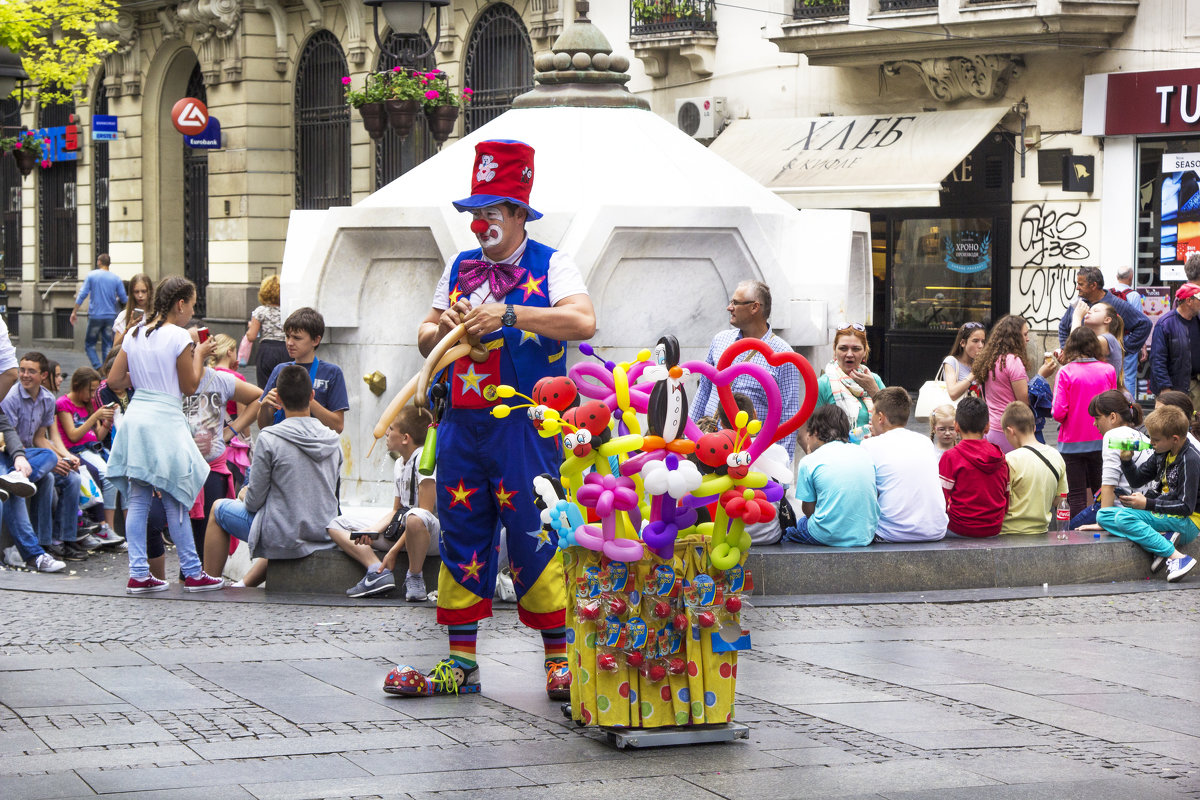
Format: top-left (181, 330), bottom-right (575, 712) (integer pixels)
top-left (362, 0), bottom-right (449, 64)
top-left (0, 46), bottom-right (29, 100)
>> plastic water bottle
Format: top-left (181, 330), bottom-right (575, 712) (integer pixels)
top-left (849, 425), bottom-right (871, 444)
top-left (1055, 493), bottom-right (1070, 539)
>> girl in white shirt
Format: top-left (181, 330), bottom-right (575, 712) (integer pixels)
top-left (106, 277), bottom-right (224, 594)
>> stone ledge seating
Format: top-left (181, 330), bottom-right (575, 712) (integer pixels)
top-left (266, 518), bottom-right (1200, 596)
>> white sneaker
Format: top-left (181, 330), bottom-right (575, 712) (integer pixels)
top-left (405, 572), bottom-right (428, 602)
top-left (92, 525), bottom-right (125, 548)
top-left (0, 470), bottom-right (36, 498)
top-left (33, 553), bottom-right (65, 573)
top-left (495, 569), bottom-right (516, 602)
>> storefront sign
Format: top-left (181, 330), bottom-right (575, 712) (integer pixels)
top-left (171, 96), bottom-right (209, 136)
top-left (92, 115), bottom-right (118, 141)
top-left (943, 231), bottom-right (991, 274)
top-left (184, 117), bottom-right (221, 149)
top-left (31, 125), bottom-right (80, 163)
top-left (1098, 68), bottom-right (1200, 135)
top-left (1163, 153), bottom-right (1200, 173)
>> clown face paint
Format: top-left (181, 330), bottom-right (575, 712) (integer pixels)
top-left (470, 205), bottom-right (525, 261)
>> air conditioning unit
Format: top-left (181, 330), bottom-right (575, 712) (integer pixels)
top-left (676, 96), bottom-right (726, 140)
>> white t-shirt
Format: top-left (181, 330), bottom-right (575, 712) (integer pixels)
top-left (183, 368), bottom-right (237, 462)
top-left (122, 323), bottom-right (193, 397)
top-left (1101, 428), bottom-right (1153, 493)
top-left (432, 236), bottom-right (589, 309)
top-left (862, 427), bottom-right (948, 543)
top-left (394, 446), bottom-right (434, 506)
top-left (112, 310), bottom-right (143, 337)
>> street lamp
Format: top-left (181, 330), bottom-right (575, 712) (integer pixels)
top-left (362, 0), bottom-right (449, 64)
top-left (0, 46), bottom-right (29, 100)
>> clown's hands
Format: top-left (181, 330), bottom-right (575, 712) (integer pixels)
top-left (464, 303), bottom-right (505, 337)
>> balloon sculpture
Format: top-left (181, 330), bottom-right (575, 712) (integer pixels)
top-left (488, 335), bottom-right (817, 729)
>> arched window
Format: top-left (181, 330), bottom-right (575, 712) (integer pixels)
top-left (463, 4), bottom-right (533, 134)
top-left (39, 97), bottom-right (77, 281)
top-left (183, 63), bottom-right (209, 316)
top-left (376, 31), bottom-right (437, 190)
top-left (94, 68), bottom-right (110, 260)
top-left (1, 97), bottom-right (21, 281)
top-left (295, 31), bottom-right (351, 209)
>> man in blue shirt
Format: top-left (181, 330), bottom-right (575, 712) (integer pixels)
top-left (70, 254), bottom-right (128, 368)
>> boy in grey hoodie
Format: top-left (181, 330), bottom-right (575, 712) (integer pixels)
top-left (202, 365), bottom-right (342, 582)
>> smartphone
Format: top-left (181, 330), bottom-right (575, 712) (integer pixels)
top-left (104, 401), bottom-right (119, 409)
top-left (197, 327), bottom-right (210, 343)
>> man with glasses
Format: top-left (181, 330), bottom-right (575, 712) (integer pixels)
top-left (691, 280), bottom-right (800, 458)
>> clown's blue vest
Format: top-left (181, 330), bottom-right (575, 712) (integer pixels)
top-left (447, 239), bottom-right (566, 404)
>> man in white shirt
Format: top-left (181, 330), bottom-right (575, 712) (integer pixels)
top-left (861, 387), bottom-right (948, 543)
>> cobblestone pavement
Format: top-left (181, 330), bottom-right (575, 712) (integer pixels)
top-left (0, 554), bottom-right (1196, 800)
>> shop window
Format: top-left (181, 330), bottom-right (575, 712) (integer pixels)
top-left (890, 217), bottom-right (993, 331)
top-left (463, 4), bottom-right (533, 134)
top-left (53, 307), bottom-right (72, 339)
top-left (295, 31), bottom-right (350, 211)
top-left (6, 307), bottom-right (18, 337)
top-left (1140, 138), bottom-right (1200, 285)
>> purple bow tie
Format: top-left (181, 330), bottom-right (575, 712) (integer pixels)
top-left (457, 260), bottom-right (526, 301)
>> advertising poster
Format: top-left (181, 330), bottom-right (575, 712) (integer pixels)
top-left (1161, 153), bottom-right (1200, 279)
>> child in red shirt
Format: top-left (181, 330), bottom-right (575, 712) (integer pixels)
top-left (939, 396), bottom-right (1010, 537)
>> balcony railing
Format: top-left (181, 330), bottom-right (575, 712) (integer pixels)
top-left (878, 0), bottom-right (937, 10)
top-left (793, 1), bottom-right (848, 19)
top-left (630, 0), bottom-right (716, 36)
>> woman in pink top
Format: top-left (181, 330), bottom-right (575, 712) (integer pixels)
top-left (972, 315), bottom-right (1032, 455)
top-left (1052, 327), bottom-right (1117, 517)
top-left (56, 366), bottom-right (119, 538)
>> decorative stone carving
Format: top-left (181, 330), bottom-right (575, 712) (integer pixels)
top-left (249, 0), bottom-right (290, 74)
top-left (334, 0), bottom-right (368, 65)
top-left (175, 0), bottom-right (243, 85)
top-left (98, 11), bottom-right (140, 97)
top-left (630, 34), bottom-right (718, 78)
top-left (882, 55), bottom-right (1022, 103)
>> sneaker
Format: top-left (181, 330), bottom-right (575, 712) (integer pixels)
top-left (92, 525), bottom-right (125, 548)
top-left (383, 659), bottom-right (480, 697)
top-left (61, 542), bottom-right (90, 561)
top-left (76, 534), bottom-right (103, 550)
top-left (404, 572), bottom-right (428, 602)
top-left (43, 542), bottom-right (66, 559)
top-left (0, 470), bottom-right (36, 498)
top-left (127, 575), bottom-right (169, 594)
top-left (1167, 554), bottom-right (1197, 582)
top-left (1150, 532), bottom-right (1182, 573)
top-left (346, 567), bottom-right (395, 598)
top-left (183, 572), bottom-right (225, 592)
top-left (33, 553), bottom-right (65, 573)
top-left (495, 569), bottom-right (517, 602)
top-left (546, 659), bottom-right (572, 701)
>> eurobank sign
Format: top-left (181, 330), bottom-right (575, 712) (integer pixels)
top-left (185, 117), bottom-right (222, 149)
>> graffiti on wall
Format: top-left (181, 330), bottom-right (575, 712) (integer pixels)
top-left (1010, 201), bottom-right (1100, 331)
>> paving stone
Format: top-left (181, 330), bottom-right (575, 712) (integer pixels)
top-left (878, 775), bottom-right (1189, 800)
top-left (0, 730), bottom-right (44, 756)
top-left (405, 775), bottom-right (732, 800)
top-left (241, 766), bottom-right (534, 799)
top-left (768, 745), bottom-right (869, 767)
top-left (0, 771), bottom-right (94, 800)
top-left (791, 700), bottom-right (993, 735)
top-left (55, 787), bottom-right (257, 800)
top-left (78, 753), bottom-right (369, 794)
top-left (0, 744), bottom-right (198, 776)
top-left (192, 729), bottom-right (458, 761)
top-left (941, 750), bottom-right (1134, 783)
top-left (689, 759), bottom-right (1000, 799)
top-left (737, 667), bottom-right (899, 705)
top-left (0, 670), bottom-right (120, 708)
top-left (880, 727), bottom-right (1047, 750)
top-left (508, 745), bottom-right (788, 783)
top-left (141, 643), bottom-right (349, 665)
top-left (1040, 692), bottom-right (1200, 737)
top-left (0, 650), bottom-right (149, 672)
top-left (36, 720), bottom-right (176, 748)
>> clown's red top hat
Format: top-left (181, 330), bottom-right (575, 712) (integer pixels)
top-left (452, 139), bottom-right (542, 221)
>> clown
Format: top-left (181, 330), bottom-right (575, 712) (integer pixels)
top-left (385, 140), bottom-right (596, 699)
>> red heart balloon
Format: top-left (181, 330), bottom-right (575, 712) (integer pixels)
top-left (714, 337), bottom-right (818, 448)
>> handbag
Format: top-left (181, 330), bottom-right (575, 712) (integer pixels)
top-left (237, 334), bottom-right (253, 367)
top-left (914, 380), bottom-right (955, 422)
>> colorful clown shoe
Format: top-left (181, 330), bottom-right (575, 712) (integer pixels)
top-left (383, 659), bottom-right (481, 697)
top-left (546, 659), bottom-right (572, 701)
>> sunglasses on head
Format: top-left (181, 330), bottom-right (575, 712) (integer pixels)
top-left (837, 323), bottom-right (866, 332)
top-left (962, 321), bottom-right (984, 331)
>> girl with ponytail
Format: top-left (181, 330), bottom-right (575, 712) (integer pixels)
top-left (105, 276), bottom-right (225, 594)
top-left (1073, 390), bottom-right (1150, 529)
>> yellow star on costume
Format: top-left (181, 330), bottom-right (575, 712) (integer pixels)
top-left (509, 564), bottom-right (523, 587)
top-left (495, 480), bottom-right (518, 512)
top-left (449, 286), bottom-right (463, 305)
top-left (447, 480), bottom-right (477, 509)
top-left (520, 330), bottom-right (541, 346)
top-left (519, 274), bottom-right (545, 301)
top-left (459, 551), bottom-right (484, 583)
top-left (458, 363), bottom-right (490, 396)
top-left (526, 526), bottom-right (552, 552)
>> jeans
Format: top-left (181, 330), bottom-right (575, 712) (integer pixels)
top-left (1096, 506), bottom-right (1200, 557)
top-left (0, 451), bottom-right (42, 561)
top-left (213, 498), bottom-right (255, 542)
top-left (782, 515), bottom-right (822, 544)
top-left (1123, 349), bottom-right (1140, 399)
top-left (84, 315), bottom-right (116, 369)
top-left (23, 447), bottom-right (76, 546)
top-left (125, 480), bottom-right (201, 580)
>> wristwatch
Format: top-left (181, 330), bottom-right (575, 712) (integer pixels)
top-left (502, 303), bottom-right (517, 328)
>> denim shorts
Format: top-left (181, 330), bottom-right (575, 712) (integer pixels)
top-left (213, 498), bottom-right (256, 542)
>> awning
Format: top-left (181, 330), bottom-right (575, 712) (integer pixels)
top-left (709, 107), bottom-right (1008, 209)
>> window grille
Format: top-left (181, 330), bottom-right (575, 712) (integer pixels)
top-left (463, 5), bottom-right (533, 134)
top-left (295, 31), bottom-right (351, 210)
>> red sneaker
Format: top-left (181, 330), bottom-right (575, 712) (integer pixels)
top-left (183, 572), bottom-right (225, 592)
top-left (546, 659), bottom-right (572, 701)
top-left (127, 576), bottom-right (168, 594)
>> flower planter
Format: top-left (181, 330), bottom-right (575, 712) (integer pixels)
top-left (384, 99), bottom-right (421, 139)
top-left (358, 102), bottom-right (387, 140)
top-left (12, 147), bottom-right (38, 178)
top-left (425, 106), bottom-right (460, 144)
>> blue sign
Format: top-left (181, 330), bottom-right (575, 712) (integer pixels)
top-left (184, 117), bottom-right (221, 149)
top-left (31, 126), bottom-right (79, 163)
top-left (92, 115), bottom-right (118, 141)
top-left (944, 232), bottom-right (991, 275)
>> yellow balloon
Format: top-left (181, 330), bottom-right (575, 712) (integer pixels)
top-left (491, 405), bottom-right (511, 418)
top-left (735, 410), bottom-right (749, 430)
top-left (497, 385), bottom-right (517, 398)
top-left (747, 419), bottom-right (762, 435)
top-left (544, 408), bottom-right (562, 421)
top-left (637, 349), bottom-right (652, 362)
top-left (614, 364), bottom-right (631, 411)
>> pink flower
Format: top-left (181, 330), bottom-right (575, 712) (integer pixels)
top-left (425, 89), bottom-right (439, 100)
top-left (392, 65), bottom-right (402, 72)
top-left (463, 88), bottom-right (473, 96)
top-left (13, 142), bottom-right (20, 149)
top-left (341, 76), bottom-right (351, 85)
top-left (40, 160), bottom-right (50, 169)
top-left (419, 75), bottom-right (428, 83)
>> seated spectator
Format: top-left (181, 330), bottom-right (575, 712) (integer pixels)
top-left (256, 307), bottom-right (348, 434)
top-left (1153, 390), bottom-right (1200, 450)
top-left (939, 397), bottom-right (1009, 537)
top-left (0, 410), bottom-right (58, 572)
top-left (862, 387), bottom-right (948, 542)
top-left (328, 407), bottom-right (436, 600)
top-left (201, 365), bottom-right (342, 584)
top-left (1096, 406), bottom-right (1198, 582)
top-left (56, 367), bottom-right (120, 541)
top-left (816, 323), bottom-right (885, 428)
top-left (1073, 390), bottom-right (1149, 529)
top-left (929, 404), bottom-right (958, 455)
top-left (1001, 402), bottom-right (1067, 535)
top-left (783, 404), bottom-right (878, 547)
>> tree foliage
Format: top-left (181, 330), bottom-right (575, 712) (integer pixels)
top-left (0, 0), bottom-right (120, 105)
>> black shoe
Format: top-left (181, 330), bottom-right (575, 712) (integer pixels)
top-left (43, 542), bottom-right (66, 559)
top-left (62, 541), bottom-right (90, 561)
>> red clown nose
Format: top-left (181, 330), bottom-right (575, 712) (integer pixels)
top-left (470, 219), bottom-right (489, 234)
